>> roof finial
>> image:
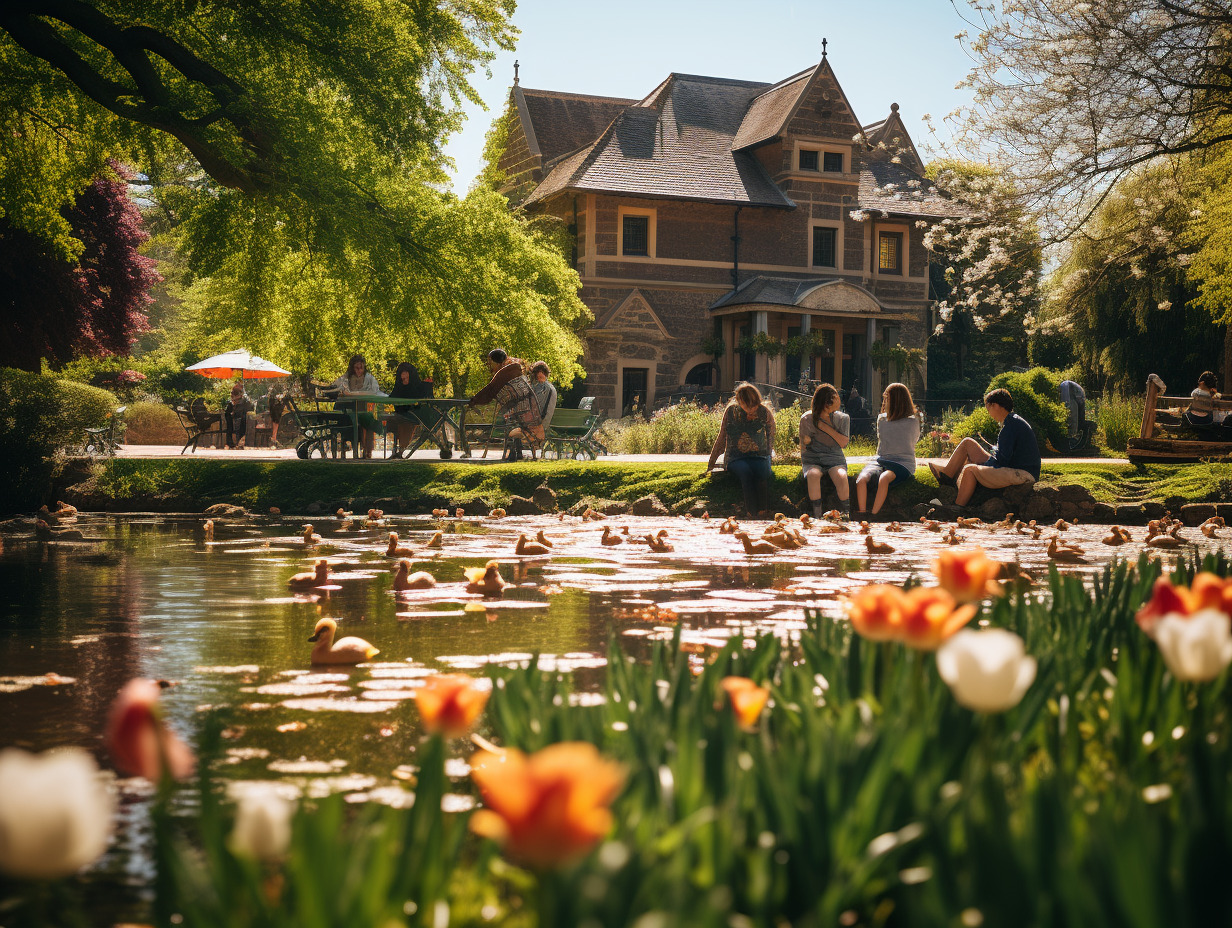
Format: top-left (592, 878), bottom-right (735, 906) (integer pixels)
top-left (821, 37), bottom-right (828, 60)
top-left (513, 59), bottom-right (520, 85)
top-left (891, 102), bottom-right (899, 113)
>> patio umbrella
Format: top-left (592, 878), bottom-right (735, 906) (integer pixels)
top-left (185, 350), bottom-right (290, 379)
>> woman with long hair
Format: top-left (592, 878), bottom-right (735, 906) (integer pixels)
top-left (332, 354), bottom-right (385, 459)
top-left (388, 361), bottom-right (431, 458)
top-left (855, 382), bottom-right (919, 516)
top-left (800, 382), bottom-right (850, 518)
top-left (705, 382), bottom-right (777, 516)
top-left (468, 349), bottom-right (544, 461)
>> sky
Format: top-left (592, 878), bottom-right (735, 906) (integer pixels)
top-left (441, 0), bottom-right (977, 193)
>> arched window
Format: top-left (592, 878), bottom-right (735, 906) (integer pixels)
top-left (684, 362), bottom-right (713, 389)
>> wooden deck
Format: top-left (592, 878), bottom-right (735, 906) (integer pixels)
top-left (1126, 375), bottom-right (1232, 463)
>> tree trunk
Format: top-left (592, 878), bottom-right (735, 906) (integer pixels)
top-left (1224, 323), bottom-right (1232, 394)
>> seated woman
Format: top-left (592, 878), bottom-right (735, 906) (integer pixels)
top-left (800, 383), bottom-right (850, 519)
top-left (855, 382), bottom-right (920, 516)
top-left (1185, 371), bottom-right (1219, 431)
top-left (332, 354), bottom-right (385, 459)
top-left (705, 382), bottom-right (777, 517)
top-left (224, 381), bottom-right (253, 449)
top-left (389, 361), bottom-right (432, 459)
top-left (467, 349), bottom-right (544, 461)
top-left (529, 361), bottom-right (558, 430)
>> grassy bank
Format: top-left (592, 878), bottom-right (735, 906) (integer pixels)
top-left (58, 458), bottom-right (1232, 515)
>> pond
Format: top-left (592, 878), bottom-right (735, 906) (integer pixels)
top-left (0, 510), bottom-right (1221, 914)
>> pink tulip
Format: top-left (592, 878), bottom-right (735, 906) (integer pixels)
top-left (105, 679), bottom-right (195, 781)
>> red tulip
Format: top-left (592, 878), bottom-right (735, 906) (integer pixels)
top-left (105, 679), bottom-right (195, 781)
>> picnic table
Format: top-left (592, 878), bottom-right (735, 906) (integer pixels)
top-left (334, 394), bottom-right (472, 460)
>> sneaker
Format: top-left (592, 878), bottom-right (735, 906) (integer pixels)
top-left (838, 504), bottom-right (851, 521)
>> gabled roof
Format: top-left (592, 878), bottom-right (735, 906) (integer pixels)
top-left (730, 66), bottom-right (814, 150)
top-left (710, 276), bottom-right (886, 313)
top-left (857, 161), bottom-right (968, 219)
top-left (860, 104), bottom-right (924, 172)
top-left (514, 87), bottom-right (638, 165)
top-left (524, 74), bottom-right (795, 209)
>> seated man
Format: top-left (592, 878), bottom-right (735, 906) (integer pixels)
top-left (929, 388), bottom-right (1041, 508)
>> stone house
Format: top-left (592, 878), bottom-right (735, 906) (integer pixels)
top-left (496, 53), bottom-right (963, 416)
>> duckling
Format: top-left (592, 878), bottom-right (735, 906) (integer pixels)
top-left (815, 521), bottom-right (852, 534)
top-left (761, 529), bottom-right (802, 550)
top-left (1101, 526), bottom-right (1133, 546)
top-left (425, 530), bottom-right (443, 549)
top-left (582, 507), bottom-right (606, 521)
top-left (942, 527), bottom-right (964, 545)
top-left (1046, 537), bottom-right (1088, 563)
top-left (455, 507), bottom-right (465, 519)
top-left (865, 535), bottom-right (895, 555)
top-left (488, 508), bottom-right (507, 520)
top-left (885, 521), bottom-right (905, 532)
top-left (799, 513), bottom-right (812, 527)
top-left (1147, 527), bottom-right (1190, 549)
top-left (600, 526), bottom-right (625, 546)
top-left (790, 527), bottom-right (810, 546)
top-left (957, 516), bottom-right (983, 529)
top-left (1012, 520), bottom-right (1028, 535)
top-left (203, 519), bottom-right (215, 542)
top-left (288, 559), bottom-right (331, 589)
top-left (516, 533), bottom-right (552, 556)
top-left (823, 509), bottom-right (846, 523)
top-left (432, 508), bottom-right (450, 518)
top-left (701, 510), bottom-right (711, 520)
top-left (308, 617), bottom-right (378, 665)
top-left (335, 508), bottom-right (352, 521)
top-left (464, 560), bottom-right (509, 596)
top-left (992, 513), bottom-right (1015, 530)
top-left (1054, 518), bottom-right (1073, 531)
top-left (269, 506), bottom-right (281, 515)
top-left (368, 508), bottom-right (384, 521)
top-left (1201, 519), bottom-right (1222, 539)
top-left (920, 517), bottom-right (943, 532)
top-left (774, 512), bottom-right (789, 524)
top-left (392, 558), bottom-right (436, 590)
top-left (1030, 521), bottom-right (1044, 540)
top-left (719, 517), bottom-right (740, 535)
top-left (734, 531), bottom-right (778, 556)
top-left (858, 520), bottom-right (871, 535)
top-left (534, 529), bottom-right (555, 548)
top-left (385, 532), bottom-right (415, 557)
top-left (647, 530), bottom-right (674, 553)
top-left (53, 501), bottom-right (78, 518)
top-left (302, 524), bottom-right (322, 545)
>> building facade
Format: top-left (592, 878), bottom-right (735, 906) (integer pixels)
top-left (497, 54), bottom-right (962, 416)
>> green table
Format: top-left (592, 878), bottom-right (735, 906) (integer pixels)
top-left (336, 394), bottom-right (472, 459)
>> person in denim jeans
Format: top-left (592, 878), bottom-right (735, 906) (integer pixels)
top-left (705, 382), bottom-right (777, 517)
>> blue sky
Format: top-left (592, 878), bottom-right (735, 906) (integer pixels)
top-left (441, 0), bottom-right (975, 192)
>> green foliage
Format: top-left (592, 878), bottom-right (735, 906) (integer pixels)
top-left (1093, 393), bottom-right (1143, 454)
top-left (602, 401), bottom-right (805, 458)
top-left (699, 334), bottom-right (726, 359)
top-left (123, 401), bottom-right (187, 445)
top-left (951, 367), bottom-right (1070, 451)
top-left (736, 333), bottom-right (785, 358)
top-left (0, 368), bottom-right (116, 511)
top-left (54, 353), bottom-right (214, 403)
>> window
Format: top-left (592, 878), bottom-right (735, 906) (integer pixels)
top-left (799, 149), bottom-right (819, 172)
top-left (812, 227), bottom-right (837, 268)
top-left (822, 151), bottom-right (844, 173)
top-left (878, 231), bottom-right (903, 274)
top-left (622, 215), bottom-right (649, 256)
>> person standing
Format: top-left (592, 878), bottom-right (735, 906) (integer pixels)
top-left (705, 382), bottom-right (777, 517)
top-left (800, 383), bottom-right (850, 519)
top-left (929, 388), bottom-right (1040, 508)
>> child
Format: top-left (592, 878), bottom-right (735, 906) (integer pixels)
top-left (705, 382), bottom-right (777, 517)
top-left (1185, 371), bottom-right (1219, 428)
top-left (856, 382), bottom-right (920, 516)
top-left (800, 383), bottom-right (850, 519)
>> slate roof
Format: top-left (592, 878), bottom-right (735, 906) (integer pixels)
top-left (516, 88), bottom-right (637, 164)
top-left (524, 74), bottom-right (795, 209)
top-left (730, 67), bottom-right (814, 150)
top-left (857, 161), bottom-right (968, 220)
top-left (709, 276), bottom-right (884, 312)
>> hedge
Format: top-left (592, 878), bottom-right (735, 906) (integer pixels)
top-left (951, 367), bottom-right (1071, 453)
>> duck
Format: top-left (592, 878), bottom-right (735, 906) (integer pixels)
top-left (582, 507), bottom-right (605, 522)
top-left (455, 507), bottom-right (465, 519)
top-left (364, 510), bottom-right (385, 528)
top-left (1030, 522), bottom-right (1044, 540)
top-left (488, 508), bottom-right (507, 520)
top-left (701, 511), bottom-right (711, 520)
top-left (385, 532), bottom-right (415, 557)
top-left (885, 521), bottom-right (905, 532)
top-left (1046, 537), bottom-right (1088, 563)
top-left (335, 508), bottom-right (352, 521)
top-left (534, 529), bottom-right (555, 548)
top-left (203, 519), bottom-right (215, 542)
top-left (600, 526), bottom-right (625, 546)
top-left (1102, 526), bottom-right (1133, 546)
top-left (920, 518), bottom-right (943, 532)
top-left (957, 516), bottom-right (983, 529)
top-left (719, 517), bottom-right (740, 535)
top-left (269, 506), bottom-right (281, 515)
top-left (288, 559), bottom-right (331, 589)
top-left (865, 535), bottom-right (895, 555)
top-left (822, 509), bottom-right (846, 523)
top-left (1147, 526), bottom-right (1190, 549)
top-left (432, 508), bottom-right (450, 518)
top-left (392, 559), bottom-right (436, 590)
top-left (799, 514), bottom-right (812, 527)
top-left (734, 531), bottom-right (778, 555)
top-left (942, 527), bottom-right (964, 545)
top-left (646, 530), bottom-right (674, 553)
top-left (302, 524), bottom-right (322, 545)
top-left (425, 531), bottom-right (443, 549)
top-left (992, 514), bottom-right (1015, 530)
top-left (761, 528), bottom-right (802, 550)
top-left (815, 521), bottom-right (852, 534)
top-left (516, 533), bottom-right (552, 556)
top-left (1054, 518), bottom-right (1073, 531)
top-left (464, 560), bottom-right (509, 596)
top-left (53, 501), bottom-right (78, 518)
top-left (308, 617), bottom-right (379, 665)
top-left (1201, 518), bottom-right (1223, 539)
top-left (858, 520), bottom-right (871, 535)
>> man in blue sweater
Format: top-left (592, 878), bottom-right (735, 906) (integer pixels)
top-left (928, 388), bottom-right (1041, 508)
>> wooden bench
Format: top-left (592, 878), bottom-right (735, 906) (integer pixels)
top-left (1127, 374), bottom-right (1232, 462)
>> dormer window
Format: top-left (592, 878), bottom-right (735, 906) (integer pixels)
top-left (878, 231), bottom-right (903, 274)
top-left (799, 150), bottom-right (819, 172)
top-left (823, 151), bottom-right (844, 173)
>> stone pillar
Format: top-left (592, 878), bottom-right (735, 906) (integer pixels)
top-left (799, 313), bottom-right (811, 384)
top-left (865, 317), bottom-right (877, 395)
top-left (833, 321), bottom-right (843, 392)
top-left (754, 310), bottom-right (769, 385)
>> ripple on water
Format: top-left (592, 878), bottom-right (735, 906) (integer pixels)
top-left (0, 674), bottom-right (76, 693)
top-left (280, 697), bottom-right (399, 713)
top-left (267, 759), bottom-right (347, 774)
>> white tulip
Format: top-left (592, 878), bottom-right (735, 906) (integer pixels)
top-left (229, 785), bottom-right (295, 862)
top-left (936, 629), bottom-right (1037, 713)
top-left (1153, 610), bottom-right (1232, 683)
top-left (0, 748), bottom-right (114, 879)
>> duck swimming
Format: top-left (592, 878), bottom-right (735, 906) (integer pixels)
top-left (308, 617), bottom-right (379, 665)
top-left (600, 526), bottom-right (625, 546)
top-left (203, 519), bottom-right (214, 542)
top-left (464, 560), bottom-right (509, 596)
top-left (392, 559), bottom-right (436, 590)
top-left (385, 532), bottom-right (415, 557)
top-left (288, 559), bottom-right (331, 589)
top-left (432, 508), bottom-right (450, 518)
top-left (734, 531), bottom-right (778, 556)
top-left (1102, 526), bottom-right (1132, 546)
top-left (646, 530), bottom-right (674, 552)
top-left (425, 531), bottom-right (443, 549)
top-left (488, 508), bottom-right (507, 520)
top-left (1046, 536), bottom-right (1087, 563)
top-left (719, 517), bottom-right (740, 535)
top-left (302, 524), bottom-right (322, 545)
top-left (534, 529), bottom-right (555, 548)
top-left (515, 533), bottom-right (552, 556)
top-left (865, 535), bottom-right (895, 555)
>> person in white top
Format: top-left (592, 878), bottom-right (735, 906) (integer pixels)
top-left (332, 354), bottom-right (385, 458)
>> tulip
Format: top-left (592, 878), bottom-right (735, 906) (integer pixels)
top-left (933, 548), bottom-right (1003, 603)
top-left (469, 742), bottom-right (625, 868)
top-left (105, 678), bottom-right (196, 781)
top-left (1153, 610), bottom-right (1232, 683)
top-left (845, 585), bottom-right (908, 641)
top-left (720, 676), bottom-right (770, 730)
top-left (936, 629), bottom-right (1037, 713)
top-left (1136, 573), bottom-right (1232, 635)
top-left (898, 587), bottom-right (977, 651)
top-left (0, 748), bottom-right (114, 879)
top-left (229, 785), bottom-right (295, 862)
top-left (414, 674), bottom-right (490, 737)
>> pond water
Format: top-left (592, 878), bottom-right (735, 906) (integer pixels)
top-left (0, 510), bottom-right (1224, 912)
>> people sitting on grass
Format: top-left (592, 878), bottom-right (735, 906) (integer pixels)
top-left (389, 361), bottom-right (432, 459)
top-left (800, 382), bottom-right (850, 519)
top-left (529, 361), bottom-right (558, 431)
top-left (705, 382), bottom-right (776, 518)
top-left (855, 382), bottom-right (919, 517)
top-left (1184, 371), bottom-right (1219, 430)
top-left (224, 381), bottom-right (252, 450)
top-left (332, 354), bottom-right (385, 459)
top-left (929, 388), bottom-right (1041, 508)
top-left (468, 349), bottom-right (544, 462)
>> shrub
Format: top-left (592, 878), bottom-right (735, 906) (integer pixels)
top-left (124, 401), bottom-right (186, 444)
top-left (951, 367), bottom-right (1070, 453)
top-left (1094, 393), bottom-right (1142, 453)
top-left (54, 354), bottom-right (218, 404)
top-left (601, 400), bottom-right (806, 458)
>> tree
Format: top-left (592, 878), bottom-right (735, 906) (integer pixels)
top-left (0, 163), bottom-right (157, 370)
top-left (1184, 126), bottom-right (1232, 383)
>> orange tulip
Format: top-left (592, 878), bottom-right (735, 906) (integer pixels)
top-left (469, 742), bottom-right (625, 869)
top-left (897, 587), bottom-right (977, 650)
top-left (933, 548), bottom-right (1003, 603)
top-left (1136, 573), bottom-right (1232, 634)
top-left (414, 674), bottom-right (489, 737)
top-left (720, 676), bottom-right (770, 730)
top-left (845, 585), bottom-right (908, 641)
top-left (105, 679), bottom-right (196, 781)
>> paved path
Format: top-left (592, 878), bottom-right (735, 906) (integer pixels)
top-left (113, 445), bottom-right (1128, 466)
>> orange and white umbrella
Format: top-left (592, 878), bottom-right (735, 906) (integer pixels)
top-left (185, 350), bottom-right (290, 380)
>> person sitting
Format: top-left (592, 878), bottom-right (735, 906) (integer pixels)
top-left (267, 389), bottom-right (287, 446)
top-left (529, 361), bottom-right (558, 431)
top-left (332, 354), bottom-right (385, 459)
top-left (855, 382), bottom-right (919, 516)
top-left (224, 381), bottom-right (252, 449)
top-left (705, 382), bottom-right (776, 517)
top-left (468, 349), bottom-right (544, 461)
top-left (800, 382), bottom-right (850, 519)
top-left (388, 361), bottom-right (432, 458)
top-left (1184, 371), bottom-right (1219, 429)
top-left (929, 388), bottom-right (1041, 508)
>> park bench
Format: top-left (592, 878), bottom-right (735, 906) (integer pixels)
top-left (173, 398), bottom-right (226, 453)
top-left (83, 406), bottom-right (127, 456)
top-left (1127, 373), bottom-right (1232, 463)
top-left (543, 408), bottom-right (605, 460)
top-left (284, 394), bottom-right (352, 459)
